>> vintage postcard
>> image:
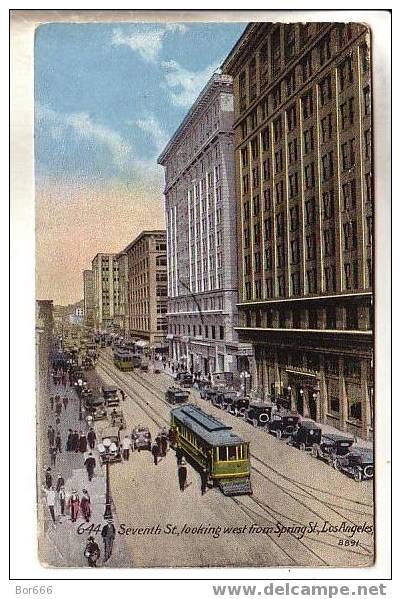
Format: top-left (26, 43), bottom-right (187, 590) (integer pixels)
top-left (30, 12), bottom-right (383, 570)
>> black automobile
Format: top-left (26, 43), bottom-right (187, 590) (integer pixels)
top-left (333, 447), bottom-right (374, 481)
top-left (311, 433), bottom-right (354, 465)
top-left (198, 381), bottom-right (212, 398)
top-left (227, 397), bottom-right (250, 417)
top-left (85, 394), bottom-right (107, 419)
top-left (102, 385), bottom-right (120, 408)
top-left (176, 372), bottom-right (193, 388)
top-left (288, 420), bottom-right (322, 451)
top-left (267, 411), bottom-right (300, 439)
top-left (204, 387), bottom-right (218, 403)
top-left (245, 402), bottom-right (274, 427)
top-left (165, 386), bottom-right (190, 405)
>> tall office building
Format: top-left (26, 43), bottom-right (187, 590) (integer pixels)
top-left (83, 269), bottom-right (94, 328)
top-left (158, 73), bottom-right (252, 376)
top-left (222, 23), bottom-right (373, 438)
top-left (91, 253), bottom-right (119, 332)
top-left (124, 231), bottom-right (168, 349)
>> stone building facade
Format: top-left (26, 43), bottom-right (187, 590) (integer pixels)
top-left (91, 253), bottom-right (119, 332)
top-left (83, 269), bottom-right (94, 328)
top-left (124, 230), bottom-right (168, 348)
top-left (158, 73), bottom-right (251, 376)
top-left (222, 23), bottom-right (373, 439)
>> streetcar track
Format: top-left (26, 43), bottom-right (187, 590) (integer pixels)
top-left (97, 353), bottom-right (374, 558)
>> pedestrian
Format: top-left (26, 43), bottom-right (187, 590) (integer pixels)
top-left (101, 520), bottom-right (116, 562)
top-left (122, 435), bottom-right (131, 461)
top-left (62, 373), bottom-right (67, 387)
top-left (42, 486), bottom-right (56, 524)
top-left (66, 429), bottom-right (73, 452)
top-left (55, 402), bottom-right (62, 418)
top-left (151, 441), bottom-right (159, 465)
top-left (72, 430), bottom-right (79, 453)
top-left (160, 433), bottom-right (168, 457)
top-left (45, 467), bottom-right (52, 490)
top-left (47, 425), bottom-right (55, 447)
top-left (201, 468), bottom-right (208, 495)
top-left (84, 452), bottom-right (96, 481)
top-left (55, 473), bottom-right (65, 493)
top-left (58, 485), bottom-right (66, 517)
top-left (79, 432), bottom-right (87, 453)
top-left (84, 536), bottom-right (100, 567)
top-left (49, 396), bottom-right (54, 412)
top-left (68, 490), bottom-right (80, 523)
top-left (55, 431), bottom-right (62, 453)
top-left (119, 388), bottom-right (125, 402)
top-left (178, 458), bottom-right (187, 491)
top-left (52, 371), bottom-right (58, 386)
top-left (87, 428), bottom-right (96, 450)
top-left (168, 426), bottom-right (178, 448)
top-left (155, 434), bottom-right (162, 456)
top-left (62, 395), bottom-right (68, 410)
top-left (49, 445), bottom-right (57, 467)
top-left (176, 447), bottom-right (183, 465)
top-left (80, 489), bottom-right (91, 523)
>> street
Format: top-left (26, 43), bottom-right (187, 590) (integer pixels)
top-left (83, 348), bottom-right (375, 568)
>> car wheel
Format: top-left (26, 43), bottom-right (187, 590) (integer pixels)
top-left (276, 429), bottom-right (282, 440)
top-left (299, 443), bottom-right (306, 451)
top-left (333, 458), bottom-right (340, 470)
top-left (354, 469), bottom-right (362, 482)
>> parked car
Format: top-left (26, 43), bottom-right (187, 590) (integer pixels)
top-left (204, 387), bottom-right (218, 403)
top-left (165, 386), bottom-right (190, 405)
top-left (131, 425), bottom-right (152, 451)
top-left (311, 433), bottom-right (354, 465)
top-left (267, 411), bottom-right (300, 439)
top-left (97, 426), bottom-right (122, 463)
top-left (333, 447), bottom-right (374, 481)
top-left (245, 401), bottom-right (274, 427)
top-left (102, 385), bottom-right (120, 407)
top-left (198, 381), bottom-right (212, 399)
top-left (227, 397), bottom-right (250, 417)
top-left (176, 372), bottom-right (193, 387)
top-left (288, 420), bottom-right (322, 451)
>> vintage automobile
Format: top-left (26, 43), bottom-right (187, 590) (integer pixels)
top-left (102, 385), bottom-right (120, 408)
top-left (165, 386), bottom-right (190, 405)
top-left (198, 381), bottom-right (212, 399)
top-left (311, 433), bottom-right (354, 465)
top-left (97, 426), bottom-right (122, 463)
top-left (140, 362), bottom-right (149, 372)
top-left (333, 447), bottom-right (374, 481)
top-left (131, 425), bottom-right (152, 451)
top-left (86, 395), bottom-right (107, 420)
top-left (267, 411), bottom-right (300, 439)
top-left (82, 357), bottom-right (94, 370)
top-left (109, 408), bottom-right (126, 429)
top-left (210, 389), bottom-right (238, 410)
top-left (176, 372), bottom-right (193, 388)
top-left (245, 401), bottom-right (274, 427)
top-left (227, 397), bottom-right (250, 417)
top-left (203, 387), bottom-right (219, 403)
top-left (287, 420), bottom-right (322, 451)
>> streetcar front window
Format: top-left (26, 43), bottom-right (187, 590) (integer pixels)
top-left (227, 446), bottom-right (237, 461)
top-left (218, 446), bottom-right (227, 461)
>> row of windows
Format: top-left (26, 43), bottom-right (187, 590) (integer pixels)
top-left (244, 256), bottom-right (371, 300)
top-left (244, 302), bottom-right (372, 331)
top-left (168, 322), bottom-right (225, 341)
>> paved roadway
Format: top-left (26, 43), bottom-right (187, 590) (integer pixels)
top-left (88, 349), bottom-right (374, 569)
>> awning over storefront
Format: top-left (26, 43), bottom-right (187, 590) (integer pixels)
top-left (135, 340), bottom-right (149, 348)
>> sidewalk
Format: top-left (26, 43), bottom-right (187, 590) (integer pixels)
top-left (39, 379), bottom-right (130, 568)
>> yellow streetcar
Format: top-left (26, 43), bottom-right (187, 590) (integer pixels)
top-left (170, 404), bottom-right (252, 496)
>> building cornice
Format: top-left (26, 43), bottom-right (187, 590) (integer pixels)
top-left (122, 230), bottom-right (166, 254)
top-left (157, 73), bottom-right (233, 165)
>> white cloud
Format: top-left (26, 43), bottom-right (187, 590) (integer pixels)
top-left (111, 23), bottom-right (187, 64)
top-left (36, 103), bottom-right (134, 173)
top-left (160, 59), bottom-right (221, 108)
top-left (135, 114), bottom-right (170, 154)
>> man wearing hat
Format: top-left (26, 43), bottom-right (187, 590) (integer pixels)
top-left (178, 458), bottom-right (187, 491)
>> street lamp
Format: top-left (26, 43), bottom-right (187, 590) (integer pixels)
top-left (102, 437), bottom-right (114, 521)
top-left (240, 371), bottom-right (251, 396)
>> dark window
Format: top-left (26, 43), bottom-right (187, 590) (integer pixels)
top-left (302, 91), bottom-right (313, 119)
top-left (319, 75), bottom-right (332, 106)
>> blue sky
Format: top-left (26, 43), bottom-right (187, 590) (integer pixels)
top-left (34, 22), bottom-right (246, 186)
